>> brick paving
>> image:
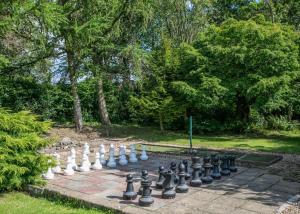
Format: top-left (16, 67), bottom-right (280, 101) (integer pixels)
top-left (37, 154), bottom-right (300, 214)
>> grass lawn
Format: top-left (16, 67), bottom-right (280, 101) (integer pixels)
top-left (0, 192), bottom-right (112, 214)
top-left (103, 125), bottom-right (300, 154)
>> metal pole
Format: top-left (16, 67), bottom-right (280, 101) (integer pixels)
top-left (189, 115), bottom-right (192, 152)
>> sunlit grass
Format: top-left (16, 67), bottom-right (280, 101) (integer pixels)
top-left (0, 192), bottom-right (112, 214)
top-left (105, 125), bottom-right (300, 154)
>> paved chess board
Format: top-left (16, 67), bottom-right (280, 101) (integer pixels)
top-left (38, 153), bottom-right (300, 214)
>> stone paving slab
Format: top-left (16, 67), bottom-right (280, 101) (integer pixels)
top-left (36, 155), bottom-right (300, 214)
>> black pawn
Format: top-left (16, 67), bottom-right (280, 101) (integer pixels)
top-left (220, 155), bottom-right (231, 176)
top-left (156, 166), bottom-right (165, 189)
top-left (183, 159), bottom-right (191, 180)
top-left (176, 162), bottom-right (189, 193)
top-left (162, 170), bottom-right (176, 199)
top-left (138, 175), bottom-right (154, 206)
top-left (211, 153), bottom-right (221, 180)
top-left (190, 156), bottom-right (202, 187)
top-left (138, 170), bottom-right (149, 195)
top-left (123, 174), bottom-right (137, 200)
top-left (229, 155), bottom-right (238, 172)
top-left (201, 156), bottom-right (213, 184)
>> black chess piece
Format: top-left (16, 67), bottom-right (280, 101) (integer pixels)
top-left (201, 155), bottom-right (213, 184)
top-left (170, 162), bottom-right (178, 184)
top-left (162, 169), bottom-right (176, 199)
top-left (176, 162), bottom-right (189, 193)
top-left (229, 155), bottom-right (238, 172)
top-left (190, 156), bottom-right (202, 187)
top-left (156, 166), bottom-right (165, 189)
top-left (138, 169), bottom-right (149, 195)
top-left (211, 153), bottom-right (221, 180)
top-left (183, 159), bottom-right (191, 180)
top-left (170, 162), bottom-right (177, 172)
top-left (138, 175), bottom-right (154, 206)
top-left (220, 155), bottom-right (231, 176)
top-left (123, 174), bottom-right (137, 200)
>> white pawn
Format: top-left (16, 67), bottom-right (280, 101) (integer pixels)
top-left (92, 152), bottom-right (102, 170)
top-left (64, 156), bottom-right (75, 176)
top-left (43, 160), bottom-right (55, 180)
top-left (52, 153), bottom-right (62, 173)
top-left (119, 144), bottom-right (128, 166)
top-left (43, 167), bottom-right (55, 180)
top-left (99, 144), bottom-right (106, 166)
top-left (140, 145), bottom-right (149, 161)
top-left (129, 144), bottom-right (138, 163)
top-left (78, 153), bottom-right (91, 172)
top-left (70, 148), bottom-right (78, 170)
top-left (83, 143), bottom-right (90, 155)
top-left (107, 144), bottom-right (116, 168)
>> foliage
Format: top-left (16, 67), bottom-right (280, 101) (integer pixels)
top-left (190, 17), bottom-right (300, 131)
top-left (0, 0), bottom-right (300, 134)
top-left (0, 109), bottom-right (53, 191)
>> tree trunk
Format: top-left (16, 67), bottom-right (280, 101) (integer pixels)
top-left (67, 50), bottom-right (83, 132)
top-left (236, 95), bottom-right (250, 124)
top-left (159, 112), bottom-right (164, 132)
top-left (97, 76), bottom-right (111, 126)
top-left (265, 0), bottom-right (275, 23)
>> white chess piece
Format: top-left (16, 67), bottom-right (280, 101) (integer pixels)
top-left (107, 144), bottom-right (116, 168)
top-left (92, 152), bottom-right (102, 170)
top-left (78, 153), bottom-right (91, 172)
top-left (129, 144), bottom-right (138, 163)
top-left (52, 153), bottom-right (62, 173)
top-left (140, 145), bottom-right (149, 161)
top-left (70, 148), bottom-right (78, 170)
top-left (43, 167), bottom-right (55, 180)
top-left (43, 160), bottom-right (55, 180)
top-left (64, 156), bottom-right (75, 176)
top-left (99, 144), bottom-right (106, 166)
top-left (119, 144), bottom-right (128, 166)
top-left (83, 143), bottom-right (90, 155)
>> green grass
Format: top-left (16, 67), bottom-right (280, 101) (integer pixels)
top-left (0, 192), bottom-right (112, 214)
top-left (102, 125), bottom-right (300, 154)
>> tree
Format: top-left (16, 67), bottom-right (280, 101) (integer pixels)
top-left (0, 109), bottom-right (53, 191)
top-left (193, 17), bottom-right (300, 128)
top-left (209, 0), bottom-right (260, 24)
top-left (129, 38), bottom-right (183, 131)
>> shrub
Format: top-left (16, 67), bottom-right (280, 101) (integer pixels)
top-left (0, 108), bottom-right (53, 191)
top-left (266, 115), bottom-right (296, 131)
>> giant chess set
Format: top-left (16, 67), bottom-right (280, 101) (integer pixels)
top-left (42, 143), bottom-right (239, 207)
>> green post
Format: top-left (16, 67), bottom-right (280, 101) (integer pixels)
top-left (189, 115), bottom-right (192, 152)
